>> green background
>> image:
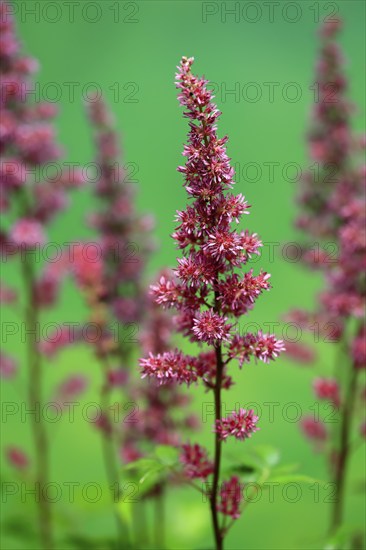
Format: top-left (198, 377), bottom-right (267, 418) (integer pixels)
top-left (1, 1), bottom-right (365, 548)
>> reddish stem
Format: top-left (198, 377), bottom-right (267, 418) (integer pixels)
top-left (210, 343), bottom-right (224, 550)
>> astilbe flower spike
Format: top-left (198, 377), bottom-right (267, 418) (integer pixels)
top-left (140, 57), bottom-right (284, 550)
top-left (47, 95), bottom-right (197, 546)
top-left (288, 19), bottom-right (366, 536)
top-left (0, 3), bottom-right (84, 547)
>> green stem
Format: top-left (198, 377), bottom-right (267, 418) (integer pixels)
top-left (330, 368), bottom-right (358, 534)
top-left (22, 254), bottom-right (53, 549)
top-left (99, 377), bottom-right (130, 548)
top-left (154, 485), bottom-right (165, 549)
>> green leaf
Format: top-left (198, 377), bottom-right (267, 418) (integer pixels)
top-left (117, 499), bottom-right (133, 531)
top-left (122, 458), bottom-right (160, 473)
top-left (227, 463), bottom-right (257, 475)
top-left (269, 463), bottom-right (299, 476)
top-left (154, 445), bottom-right (179, 466)
top-left (139, 464), bottom-right (164, 485)
top-left (267, 474), bottom-right (320, 484)
top-left (251, 444), bottom-right (280, 468)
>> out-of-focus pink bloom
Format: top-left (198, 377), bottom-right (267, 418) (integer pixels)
top-left (300, 416), bottom-right (327, 442)
top-left (0, 158), bottom-right (27, 188)
top-left (0, 281), bottom-right (17, 303)
top-left (71, 243), bottom-right (103, 290)
top-left (284, 341), bottom-right (316, 364)
top-left (50, 375), bottom-right (88, 411)
top-left (313, 378), bottom-right (340, 407)
top-left (360, 421), bottom-right (366, 439)
top-left (15, 123), bottom-right (62, 165)
top-left (92, 412), bottom-right (112, 436)
top-left (352, 325), bottom-right (366, 369)
top-left (34, 185), bottom-right (68, 223)
top-left (0, 352), bottom-right (17, 378)
top-left (6, 446), bottom-right (29, 469)
top-left (39, 326), bottom-right (82, 357)
top-left (180, 443), bottom-right (213, 479)
top-left (33, 272), bottom-right (60, 308)
top-left (217, 476), bottom-right (243, 519)
top-left (215, 409), bottom-right (259, 441)
top-left (319, 17), bottom-right (341, 37)
top-left (10, 218), bottom-right (46, 248)
top-left (112, 297), bottom-right (140, 323)
top-left (56, 375), bottom-right (88, 399)
top-left (107, 369), bottom-right (128, 387)
top-left (120, 443), bottom-right (142, 464)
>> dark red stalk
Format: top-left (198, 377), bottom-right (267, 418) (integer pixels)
top-left (211, 342), bottom-right (224, 550)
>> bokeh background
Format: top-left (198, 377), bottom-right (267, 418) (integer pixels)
top-left (1, 1), bottom-right (365, 548)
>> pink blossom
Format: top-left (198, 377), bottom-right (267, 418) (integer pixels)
top-left (71, 243), bottom-right (104, 291)
top-left (360, 421), bottom-right (366, 439)
top-left (33, 272), bottom-right (60, 308)
top-left (107, 369), bottom-right (129, 387)
top-left (283, 341), bottom-right (316, 364)
top-left (39, 326), bottom-right (82, 357)
top-left (217, 476), bottom-right (243, 519)
top-left (215, 409), bottom-right (259, 441)
top-left (150, 275), bottom-right (181, 308)
top-left (180, 443), bottom-right (214, 479)
top-left (195, 350), bottom-right (233, 390)
top-left (0, 352), bottom-right (17, 378)
top-left (138, 57), bottom-right (284, 537)
top-left (352, 325), bottom-right (366, 369)
top-left (15, 123), bottom-right (62, 165)
top-left (192, 310), bottom-right (231, 345)
top-left (229, 332), bottom-right (285, 366)
top-left (6, 446), bottom-right (29, 469)
top-left (56, 375), bottom-right (88, 399)
top-left (10, 218), bottom-right (46, 248)
top-left (0, 158), bottom-right (27, 188)
top-left (300, 416), bottom-right (327, 441)
top-left (140, 351), bottom-right (197, 385)
top-left (0, 281), bottom-right (17, 303)
top-left (218, 270), bottom-right (271, 316)
top-left (313, 378), bottom-right (340, 407)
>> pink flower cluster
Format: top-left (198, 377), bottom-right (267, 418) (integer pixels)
top-left (50, 375), bottom-right (88, 411)
top-left (0, 0), bottom-right (83, 308)
top-left (6, 446), bottom-right (29, 469)
top-left (290, 20), bottom-right (365, 488)
top-left (180, 443), bottom-right (214, 479)
top-left (215, 409), bottom-right (259, 441)
top-left (217, 476), bottom-right (243, 520)
top-left (139, 57), bottom-right (284, 527)
top-left (121, 291), bottom-right (198, 462)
